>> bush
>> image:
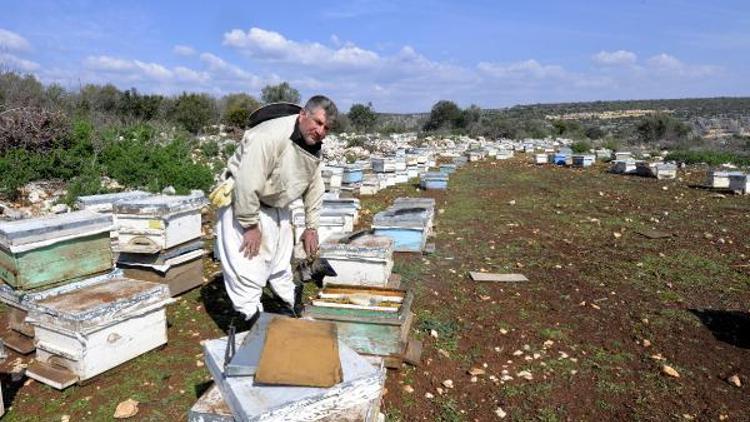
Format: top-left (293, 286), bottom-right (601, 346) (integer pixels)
top-left (665, 149), bottom-right (750, 167)
top-left (170, 93), bottom-right (217, 133)
top-left (571, 140), bottom-right (592, 153)
top-left (199, 140), bottom-right (220, 158)
top-left (222, 142), bottom-right (237, 157)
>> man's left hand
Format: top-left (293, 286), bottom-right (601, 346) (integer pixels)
top-left (302, 228), bottom-right (319, 257)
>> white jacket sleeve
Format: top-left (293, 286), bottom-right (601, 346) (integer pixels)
top-left (232, 130), bottom-right (276, 228)
top-left (302, 165), bottom-right (324, 229)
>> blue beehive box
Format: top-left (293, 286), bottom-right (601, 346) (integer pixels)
top-left (553, 153), bottom-right (568, 165)
top-left (372, 207), bottom-right (430, 252)
top-left (342, 165), bottom-right (364, 184)
top-left (419, 172), bottom-right (449, 190)
top-left (439, 164), bottom-right (456, 174)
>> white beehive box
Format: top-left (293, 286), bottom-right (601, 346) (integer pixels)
top-left (24, 271), bottom-right (172, 389)
top-left (706, 171), bottom-right (731, 188)
top-left (319, 232), bottom-right (394, 287)
top-left (114, 191), bottom-right (207, 254)
top-left (203, 313), bottom-right (384, 422)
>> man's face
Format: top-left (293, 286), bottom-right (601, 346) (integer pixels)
top-left (298, 107), bottom-right (330, 146)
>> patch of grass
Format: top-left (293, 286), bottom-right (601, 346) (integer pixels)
top-left (539, 327), bottom-right (567, 341)
top-left (436, 396), bottom-right (463, 422)
top-left (417, 310), bottom-right (462, 352)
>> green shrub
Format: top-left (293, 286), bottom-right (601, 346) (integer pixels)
top-left (222, 142), bottom-right (237, 157)
top-left (199, 140), bottom-right (220, 158)
top-left (665, 149), bottom-right (750, 167)
top-left (571, 140), bottom-right (592, 153)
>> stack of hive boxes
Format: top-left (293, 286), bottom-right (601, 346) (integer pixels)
top-left (114, 191), bottom-right (208, 297)
top-left (0, 209), bottom-right (172, 389)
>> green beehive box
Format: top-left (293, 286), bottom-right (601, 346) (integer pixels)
top-left (303, 285), bottom-right (414, 360)
top-left (0, 211), bottom-right (113, 290)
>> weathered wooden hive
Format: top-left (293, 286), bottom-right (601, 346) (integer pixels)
top-left (24, 271), bottom-right (172, 389)
top-left (495, 149), bottom-right (514, 160)
top-left (114, 192), bottom-right (207, 254)
top-left (0, 210), bottom-right (113, 291)
top-left (419, 172), bottom-right (449, 190)
top-left (322, 166), bottom-right (343, 193)
top-left (453, 156), bottom-right (468, 167)
top-left (439, 163), bottom-right (457, 174)
top-left (636, 162), bottom-right (677, 180)
top-left (612, 151), bottom-right (632, 161)
top-left (572, 154), bottom-right (595, 168)
top-left (534, 153), bottom-right (549, 164)
top-left (611, 160), bottom-right (637, 174)
top-left (203, 313), bottom-right (385, 422)
top-left (118, 242), bottom-right (204, 297)
top-left (371, 157), bottom-right (396, 173)
top-left (706, 170), bottom-right (731, 188)
top-left (358, 176), bottom-right (380, 196)
top-left (394, 170), bottom-right (410, 184)
top-left (304, 285), bottom-right (414, 365)
top-left (728, 173), bottom-right (749, 194)
top-left (319, 232), bottom-right (394, 287)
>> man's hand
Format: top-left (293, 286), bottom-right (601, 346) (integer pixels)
top-left (239, 225), bottom-right (262, 259)
top-left (302, 228), bottom-right (319, 257)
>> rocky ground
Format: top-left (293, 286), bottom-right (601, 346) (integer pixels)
top-left (1, 156), bottom-right (749, 421)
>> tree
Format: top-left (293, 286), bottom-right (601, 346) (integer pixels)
top-left (170, 93), bottom-right (217, 133)
top-left (260, 82), bottom-right (300, 104)
top-left (348, 102), bottom-right (377, 132)
top-left (221, 93), bottom-right (261, 128)
top-left (423, 100), bottom-right (462, 131)
top-left (636, 113), bottom-right (692, 145)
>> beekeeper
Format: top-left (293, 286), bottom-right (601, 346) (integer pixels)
top-left (212, 95), bottom-right (337, 318)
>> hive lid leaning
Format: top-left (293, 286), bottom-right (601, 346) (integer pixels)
top-left (113, 191), bottom-right (207, 216)
top-left (0, 210), bottom-right (113, 251)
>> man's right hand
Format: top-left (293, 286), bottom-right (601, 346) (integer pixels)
top-left (239, 225), bottom-right (262, 259)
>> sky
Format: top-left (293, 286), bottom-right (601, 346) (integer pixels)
top-left (1, 0), bottom-right (749, 112)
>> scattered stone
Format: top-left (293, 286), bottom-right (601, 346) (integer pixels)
top-left (500, 375), bottom-right (513, 381)
top-left (438, 349), bottom-right (451, 358)
top-left (196, 360), bottom-right (204, 367)
top-left (662, 365), bottom-right (680, 378)
top-left (590, 303), bottom-right (601, 310)
top-left (50, 203), bottom-right (69, 214)
top-left (470, 376), bottom-right (478, 383)
top-left (442, 379), bottom-right (454, 389)
top-left (704, 232), bottom-right (714, 239)
top-left (436, 387), bottom-right (444, 395)
top-left (532, 353), bottom-right (541, 359)
top-left (425, 392), bottom-right (434, 399)
top-left (403, 385), bottom-right (414, 394)
top-left (613, 232), bottom-right (622, 239)
top-left (114, 399), bottom-right (140, 419)
top-left (512, 350), bottom-right (523, 356)
top-left (642, 339), bottom-right (652, 347)
top-left (468, 368), bottom-right (486, 376)
top-left (558, 351), bottom-right (569, 359)
top-left (727, 374), bottom-right (741, 387)
top-left (499, 328), bottom-right (508, 335)
top-left (430, 329), bottom-right (439, 339)
top-left (161, 185), bottom-right (176, 195)
top-left (517, 370), bottom-right (533, 381)
top-left (543, 340), bottom-right (554, 348)
top-left (495, 406), bottom-right (507, 419)
top-left (61, 415), bottom-right (70, 422)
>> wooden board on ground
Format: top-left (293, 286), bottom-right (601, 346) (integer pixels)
top-left (635, 229), bottom-right (672, 239)
top-left (469, 272), bottom-right (529, 282)
top-left (26, 361), bottom-right (78, 389)
top-left (2, 330), bottom-right (35, 354)
top-left (403, 338), bottom-right (423, 367)
top-left (386, 273), bottom-right (401, 289)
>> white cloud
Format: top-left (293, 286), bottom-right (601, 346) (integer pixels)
top-left (83, 55), bottom-right (211, 84)
top-left (199, 52), bottom-right (259, 82)
top-left (0, 52), bottom-right (39, 71)
top-left (646, 53), bottom-right (720, 77)
top-left (478, 59), bottom-right (566, 79)
top-left (173, 45), bottom-right (196, 56)
top-left (0, 28), bottom-right (31, 52)
top-left (592, 50), bottom-right (637, 66)
top-left (223, 27), bottom-right (380, 69)
top-left (173, 66), bottom-right (209, 83)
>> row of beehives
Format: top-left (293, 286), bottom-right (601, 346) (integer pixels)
top-left (0, 190), bottom-right (208, 389)
top-left (189, 195), bottom-right (439, 422)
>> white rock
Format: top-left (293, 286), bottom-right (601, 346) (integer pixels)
top-left (442, 379), bottom-right (454, 389)
top-left (425, 392), bottom-right (434, 399)
top-left (516, 370), bottom-right (533, 381)
top-left (495, 406), bottom-right (507, 419)
top-left (728, 374), bottom-right (741, 387)
top-left (512, 350), bottom-right (523, 356)
top-left (430, 329), bottom-right (439, 338)
top-left (403, 385), bottom-right (415, 393)
top-left (662, 365), bottom-right (680, 378)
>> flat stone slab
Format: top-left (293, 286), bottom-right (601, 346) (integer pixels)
top-left (469, 272), bottom-right (529, 283)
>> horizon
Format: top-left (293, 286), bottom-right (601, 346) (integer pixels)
top-left (1, 0), bottom-right (749, 113)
